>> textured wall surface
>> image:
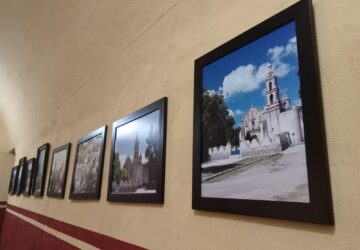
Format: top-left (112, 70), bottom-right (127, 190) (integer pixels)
top-left (0, 0), bottom-right (360, 249)
top-left (0, 153), bottom-right (14, 201)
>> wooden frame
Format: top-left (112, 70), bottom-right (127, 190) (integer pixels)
top-left (69, 126), bottom-right (107, 200)
top-left (192, 0), bottom-right (333, 224)
top-left (9, 166), bottom-right (19, 195)
top-left (16, 157), bottom-right (27, 196)
top-left (107, 97), bottom-right (167, 203)
top-left (47, 143), bottom-right (71, 198)
top-left (23, 158), bottom-right (36, 196)
top-left (33, 143), bottom-right (50, 197)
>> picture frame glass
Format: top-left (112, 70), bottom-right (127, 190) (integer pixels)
top-left (16, 165), bottom-right (23, 194)
top-left (200, 21), bottom-right (309, 203)
top-left (72, 133), bottom-right (104, 195)
top-left (48, 146), bottom-right (70, 196)
top-left (33, 148), bottom-right (47, 194)
top-left (110, 110), bottom-right (160, 195)
top-left (193, 1), bottom-right (333, 224)
top-left (24, 160), bottom-right (34, 195)
top-left (10, 167), bottom-right (18, 194)
top-left (107, 97), bottom-right (167, 203)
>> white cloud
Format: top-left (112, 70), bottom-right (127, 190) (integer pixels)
top-left (268, 46), bottom-right (284, 62)
top-left (221, 36), bottom-right (298, 97)
top-left (228, 109), bottom-right (235, 117)
top-left (268, 36), bottom-right (297, 62)
top-left (235, 109), bottom-right (243, 116)
top-left (285, 37), bottom-right (297, 56)
top-left (293, 99), bottom-right (302, 106)
top-left (205, 89), bottom-right (216, 96)
top-left (274, 62), bottom-right (290, 78)
top-left (222, 64), bottom-right (258, 95)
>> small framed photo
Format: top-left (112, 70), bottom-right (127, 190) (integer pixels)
top-left (47, 143), bottom-right (71, 198)
top-left (9, 166), bottom-right (19, 195)
top-left (23, 158), bottom-right (36, 196)
top-left (33, 143), bottom-right (50, 197)
top-left (107, 97), bottom-right (167, 203)
top-left (193, 1), bottom-right (333, 224)
top-left (16, 157), bottom-right (27, 196)
top-left (69, 126), bottom-right (107, 200)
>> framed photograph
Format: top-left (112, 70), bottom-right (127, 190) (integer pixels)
top-left (107, 97), bottom-right (167, 203)
top-left (9, 166), bottom-right (19, 195)
top-left (69, 126), bottom-right (107, 200)
top-left (193, 1), bottom-right (333, 224)
top-left (33, 143), bottom-right (50, 197)
top-left (47, 143), bottom-right (71, 198)
top-left (23, 158), bottom-right (36, 196)
top-left (16, 157), bottom-right (27, 196)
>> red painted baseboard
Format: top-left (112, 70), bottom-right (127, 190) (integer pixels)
top-left (4, 204), bottom-right (146, 250)
top-left (0, 201), bottom-right (7, 236)
top-left (0, 212), bottom-right (79, 250)
top-left (0, 208), bottom-right (6, 236)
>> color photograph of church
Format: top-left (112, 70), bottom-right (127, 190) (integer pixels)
top-left (201, 21), bottom-right (310, 203)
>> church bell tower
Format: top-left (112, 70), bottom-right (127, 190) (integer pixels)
top-left (264, 64), bottom-right (281, 112)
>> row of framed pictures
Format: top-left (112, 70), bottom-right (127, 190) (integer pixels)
top-left (8, 1), bottom-right (333, 225)
top-left (8, 97), bottom-right (167, 203)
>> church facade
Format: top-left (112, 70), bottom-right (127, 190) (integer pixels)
top-left (119, 136), bottom-right (149, 192)
top-left (239, 64), bottom-right (304, 158)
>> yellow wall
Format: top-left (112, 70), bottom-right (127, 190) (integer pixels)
top-left (2, 0), bottom-right (360, 249)
top-left (0, 120), bottom-right (11, 152)
top-left (0, 153), bottom-right (14, 201)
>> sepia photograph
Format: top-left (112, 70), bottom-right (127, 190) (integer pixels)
top-left (200, 21), bottom-right (309, 203)
top-left (69, 126), bottom-right (106, 199)
top-left (47, 144), bottom-right (71, 198)
top-left (108, 98), bottom-right (167, 203)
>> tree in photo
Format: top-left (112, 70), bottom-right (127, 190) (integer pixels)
top-left (202, 90), bottom-right (237, 161)
top-left (145, 124), bottom-right (159, 188)
top-left (113, 152), bottom-right (122, 184)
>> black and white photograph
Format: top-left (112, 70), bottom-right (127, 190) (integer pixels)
top-left (23, 158), bottom-right (36, 196)
top-left (9, 166), bottom-right (18, 195)
top-left (69, 126), bottom-right (106, 199)
top-left (193, 1), bottom-right (333, 224)
top-left (33, 143), bottom-right (50, 196)
top-left (16, 157), bottom-right (26, 196)
top-left (47, 143), bottom-right (71, 198)
top-left (108, 98), bottom-right (167, 203)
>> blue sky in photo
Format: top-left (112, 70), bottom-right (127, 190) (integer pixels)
top-left (114, 110), bottom-right (160, 168)
top-left (202, 21), bottom-right (301, 127)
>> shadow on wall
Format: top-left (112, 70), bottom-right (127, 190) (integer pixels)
top-left (193, 210), bottom-right (335, 235)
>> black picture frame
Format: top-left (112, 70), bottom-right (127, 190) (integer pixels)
top-left (47, 143), bottom-right (71, 199)
top-left (69, 126), bottom-right (107, 200)
top-left (23, 158), bottom-right (36, 196)
top-left (9, 166), bottom-right (19, 195)
top-left (107, 97), bottom-right (167, 203)
top-left (33, 143), bottom-right (50, 197)
top-left (16, 157), bottom-right (27, 196)
top-left (192, 0), bottom-right (333, 224)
